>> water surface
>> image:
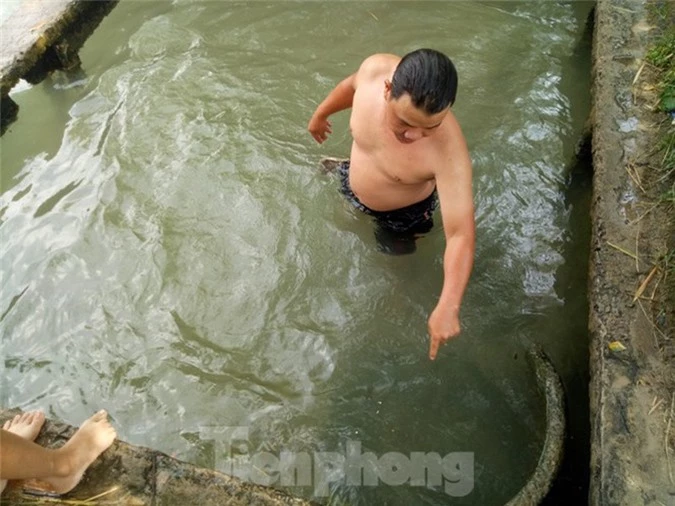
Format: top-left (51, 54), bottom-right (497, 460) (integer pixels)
top-left (0, 2), bottom-right (593, 504)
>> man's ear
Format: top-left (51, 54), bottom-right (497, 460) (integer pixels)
top-left (384, 79), bottom-right (392, 100)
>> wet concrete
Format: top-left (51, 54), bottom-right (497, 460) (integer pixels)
top-left (589, 0), bottom-right (675, 504)
top-left (0, 0), bottom-right (119, 134)
top-left (0, 408), bottom-right (316, 506)
top-left (505, 347), bottom-right (565, 506)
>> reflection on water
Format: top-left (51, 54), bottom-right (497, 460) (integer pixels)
top-left (0, 2), bottom-right (593, 504)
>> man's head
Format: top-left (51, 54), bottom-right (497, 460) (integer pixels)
top-left (384, 49), bottom-right (458, 143)
top-left (391, 48), bottom-right (458, 113)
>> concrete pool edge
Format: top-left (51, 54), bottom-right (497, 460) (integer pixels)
top-left (505, 347), bottom-right (566, 506)
top-left (0, 408), bottom-right (317, 506)
top-left (589, 0), bottom-right (675, 504)
top-left (0, 0), bottom-right (119, 135)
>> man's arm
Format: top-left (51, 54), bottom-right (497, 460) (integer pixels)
top-left (308, 54), bottom-right (397, 144)
top-left (428, 135), bottom-right (475, 360)
top-left (308, 74), bottom-right (356, 143)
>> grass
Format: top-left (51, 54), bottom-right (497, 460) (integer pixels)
top-left (657, 132), bottom-right (675, 204)
top-left (645, 5), bottom-right (675, 113)
top-left (649, 0), bottom-right (675, 22)
top-left (646, 33), bottom-right (675, 69)
top-left (643, 1), bottom-right (675, 343)
top-left (643, 9), bottom-right (675, 201)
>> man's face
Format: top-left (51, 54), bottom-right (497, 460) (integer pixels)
top-left (384, 81), bottom-right (449, 144)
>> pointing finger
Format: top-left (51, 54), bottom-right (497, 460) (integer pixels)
top-left (429, 337), bottom-right (440, 361)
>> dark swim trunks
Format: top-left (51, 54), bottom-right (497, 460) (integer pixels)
top-left (338, 160), bottom-right (437, 254)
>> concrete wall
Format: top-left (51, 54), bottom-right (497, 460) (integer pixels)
top-left (589, 1), bottom-right (674, 504)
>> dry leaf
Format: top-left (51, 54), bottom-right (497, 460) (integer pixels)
top-left (609, 341), bottom-right (627, 352)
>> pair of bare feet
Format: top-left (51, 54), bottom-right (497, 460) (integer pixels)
top-left (0, 410), bottom-right (117, 495)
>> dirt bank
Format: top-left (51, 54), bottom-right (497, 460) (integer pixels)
top-left (589, 0), bottom-right (674, 504)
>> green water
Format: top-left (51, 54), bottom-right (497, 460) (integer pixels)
top-left (0, 1), bottom-right (594, 504)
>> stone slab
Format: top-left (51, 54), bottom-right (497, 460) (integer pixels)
top-left (0, 0), bottom-right (118, 133)
top-left (0, 408), bottom-right (315, 506)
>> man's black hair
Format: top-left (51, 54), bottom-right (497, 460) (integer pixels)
top-left (390, 48), bottom-right (458, 114)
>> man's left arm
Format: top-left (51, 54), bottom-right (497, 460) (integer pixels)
top-left (428, 142), bottom-right (475, 360)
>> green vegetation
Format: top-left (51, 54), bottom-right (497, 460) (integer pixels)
top-left (658, 132), bottom-right (674, 205)
top-left (646, 0), bottom-right (675, 112)
top-left (646, 33), bottom-right (675, 112)
top-left (646, 1), bottom-right (675, 329)
top-left (645, 1), bottom-right (675, 203)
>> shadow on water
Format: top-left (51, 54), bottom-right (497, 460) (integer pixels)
top-left (540, 147), bottom-right (592, 506)
top-left (540, 4), bottom-right (593, 504)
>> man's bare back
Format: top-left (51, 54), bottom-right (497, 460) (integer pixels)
top-left (308, 49), bottom-right (475, 360)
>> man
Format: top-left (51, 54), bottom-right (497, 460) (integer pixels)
top-left (308, 49), bottom-right (475, 360)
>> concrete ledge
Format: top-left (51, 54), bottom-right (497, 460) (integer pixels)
top-left (589, 0), bottom-right (675, 504)
top-left (506, 347), bottom-right (566, 506)
top-left (0, 408), bottom-right (315, 506)
top-left (0, 0), bottom-right (119, 133)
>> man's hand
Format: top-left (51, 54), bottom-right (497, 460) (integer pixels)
top-left (308, 114), bottom-right (332, 144)
top-left (427, 305), bottom-right (461, 360)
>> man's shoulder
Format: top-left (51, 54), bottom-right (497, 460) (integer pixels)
top-left (432, 112), bottom-right (472, 168)
top-left (355, 53), bottom-right (400, 84)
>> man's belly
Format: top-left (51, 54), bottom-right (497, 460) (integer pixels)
top-left (347, 157), bottom-right (436, 212)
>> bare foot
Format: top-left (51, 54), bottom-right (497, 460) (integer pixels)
top-left (320, 157), bottom-right (348, 173)
top-left (44, 410), bottom-right (117, 494)
top-left (1, 411), bottom-right (46, 494)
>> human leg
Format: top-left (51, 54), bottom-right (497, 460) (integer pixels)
top-left (373, 196), bottom-right (436, 255)
top-left (334, 160), bottom-right (436, 254)
top-left (0, 410), bottom-right (116, 494)
top-left (0, 411), bottom-right (45, 493)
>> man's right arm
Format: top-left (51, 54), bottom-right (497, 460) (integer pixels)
top-left (308, 73), bottom-right (356, 144)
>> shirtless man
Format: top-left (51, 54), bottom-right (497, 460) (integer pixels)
top-left (308, 49), bottom-right (475, 360)
top-left (0, 410), bottom-right (117, 495)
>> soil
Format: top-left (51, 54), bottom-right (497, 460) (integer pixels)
top-left (588, 0), bottom-right (674, 503)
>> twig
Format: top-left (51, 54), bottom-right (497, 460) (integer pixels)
top-left (654, 165), bottom-right (675, 185)
top-left (367, 11), bottom-right (379, 21)
top-left (628, 202), bottom-right (660, 225)
top-left (649, 398), bottom-right (664, 415)
top-left (662, 135), bottom-right (674, 166)
top-left (636, 299), bottom-right (667, 349)
top-left (626, 162), bottom-right (646, 193)
top-left (635, 222), bottom-right (641, 272)
top-left (631, 60), bottom-right (646, 105)
top-left (633, 265), bottom-right (659, 302)
top-left (17, 486), bottom-right (123, 506)
top-left (607, 241), bottom-right (637, 260)
top-left (666, 392), bottom-right (674, 485)
top-left (632, 60), bottom-right (646, 87)
top-left (650, 267), bottom-right (664, 300)
top-left (17, 497), bottom-right (119, 505)
top-left (82, 486), bottom-right (121, 503)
